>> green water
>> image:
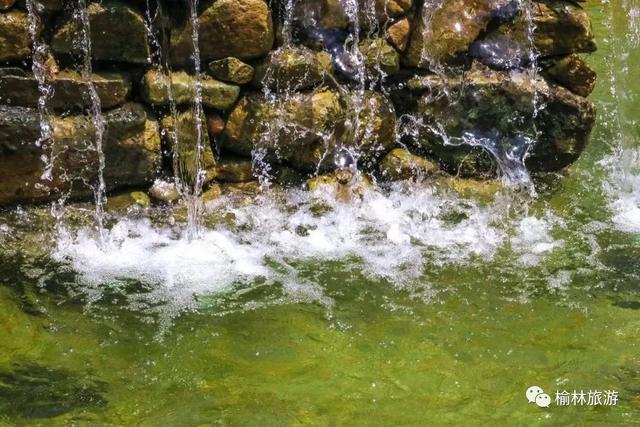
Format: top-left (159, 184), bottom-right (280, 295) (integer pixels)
top-left (1, 3), bottom-right (640, 426)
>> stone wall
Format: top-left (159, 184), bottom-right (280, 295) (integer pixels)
top-left (0, 0), bottom-right (597, 205)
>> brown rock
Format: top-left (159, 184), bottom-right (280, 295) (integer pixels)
top-left (545, 54), bottom-right (597, 97)
top-left (0, 10), bottom-right (31, 62)
top-left (0, 0), bottom-right (15, 11)
top-left (209, 57), bottom-right (255, 85)
top-left (207, 114), bottom-right (225, 136)
top-left (386, 18), bottom-right (410, 52)
top-left (404, 0), bottom-right (503, 67)
top-left (171, 0), bottom-right (274, 65)
top-left (0, 69), bottom-right (131, 110)
top-left (0, 103), bottom-right (161, 205)
top-left (215, 158), bottom-right (255, 183)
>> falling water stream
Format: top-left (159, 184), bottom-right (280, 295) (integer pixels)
top-left (25, 0), bottom-right (54, 190)
top-left (74, 0), bottom-right (108, 241)
top-left (0, 1), bottom-right (639, 424)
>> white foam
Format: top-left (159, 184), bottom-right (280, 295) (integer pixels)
top-left (510, 213), bottom-right (562, 266)
top-left (603, 149), bottom-right (640, 233)
top-left (52, 184), bottom-right (563, 315)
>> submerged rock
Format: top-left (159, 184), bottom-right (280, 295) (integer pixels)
top-left (0, 10), bottom-right (31, 62)
top-left (171, 0), bottom-right (274, 65)
top-left (435, 176), bottom-right (504, 202)
top-left (0, 69), bottom-right (131, 110)
top-left (142, 70), bottom-right (240, 111)
top-left (252, 46), bottom-right (333, 91)
top-left (223, 89), bottom-right (396, 171)
top-left (0, 103), bottom-right (161, 205)
top-left (0, 362), bottom-right (106, 419)
top-left (52, 1), bottom-right (151, 64)
top-left (209, 57), bottom-right (255, 85)
top-left (379, 148), bottom-right (439, 181)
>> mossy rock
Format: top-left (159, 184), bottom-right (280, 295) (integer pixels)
top-left (209, 57), bottom-right (255, 85)
top-left (407, 65), bottom-right (595, 176)
top-left (379, 148), bottom-right (439, 181)
top-left (52, 1), bottom-right (151, 64)
top-left (142, 70), bottom-right (240, 111)
top-left (161, 111), bottom-right (216, 188)
top-left (359, 38), bottom-right (400, 76)
top-left (0, 69), bottom-right (131, 111)
top-left (0, 103), bottom-right (161, 205)
top-left (252, 46), bottom-right (333, 91)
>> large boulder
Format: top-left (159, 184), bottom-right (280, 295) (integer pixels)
top-left (470, 0), bottom-right (596, 69)
top-left (544, 54), bottom-right (597, 97)
top-left (402, 66), bottom-right (596, 176)
top-left (292, 0), bottom-right (412, 30)
top-left (404, 0), bottom-right (516, 67)
top-left (0, 10), bottom-right (31, 62)
top-left (52, 2), bottom-right (150, 64)
top-left (0, 69), bottom-right (131, 110)
top-left (171, 0), bottom-right (274, 66)
top-left (0, 103), bottom-right (161, 205)
top-left (142, 70), bottom-right (240, 111)
top-left (222, 89), bottom-right (397, 171)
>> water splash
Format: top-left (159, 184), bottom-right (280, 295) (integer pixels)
top-left (600, 0), bottom-right (640, 232)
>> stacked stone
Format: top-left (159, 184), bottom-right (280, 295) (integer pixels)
top-left (0, 0), bottom-right (598, 206)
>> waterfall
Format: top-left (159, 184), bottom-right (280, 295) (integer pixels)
top-left (182, 0), bottom-right (207, 239)
top-left (144, 0), bottom-right (182, 197)
top-left (25, 0), bottom-right (54, 191)
top-left (408, 0), bottom-right (538, 192)
top-left (75, 0), bottom-right (108, 240)
top-left (601, 0), bottom-right (640, 231)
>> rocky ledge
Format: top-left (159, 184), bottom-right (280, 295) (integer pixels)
top-left (0, 0), bottom-right (597, 206)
